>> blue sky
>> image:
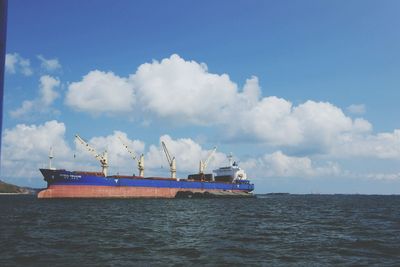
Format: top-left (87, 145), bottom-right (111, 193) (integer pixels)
top-left (2, 0), bottom-right (400, 193)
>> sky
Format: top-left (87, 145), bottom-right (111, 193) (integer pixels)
top-left (1, 0), bottom-right (400, 194)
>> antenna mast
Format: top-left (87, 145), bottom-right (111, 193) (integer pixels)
top-left (48, 147), bottom-right (55, 170)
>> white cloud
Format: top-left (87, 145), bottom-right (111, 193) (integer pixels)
top-left (131, 54), bottom-right (238, 124)
top-left (65, 70), bottom-right (135, 115)
top-left (19, 58), bottom-right (33, 76)
top-left (129, 55), bottom-right (376, 155)
top-left (365, 172), bottom-right (400, 180)
top-left (61, 54), bottom-right (400, 162)
top-left (5, 53), bottom-right (18, 73)
top-left (5, 53), bottom-right (33, 76)
top-left (333, 129), bottom-right (400, 159)
top-left (239, 76), bottom-right (262, 106)
top-left (9, 100), bottom-right (35, 118)
top-left (0, 124), bottom-right (146, 179)
top-left (1, 121), bottom-right (71, 178)
top-left (230, 96), bottom-right (302, 145)
top-left (39, 75), bottom-right (60, 105)
top-left (241, 151), bottom-right (341, 179)
top-left (65, 54), bottom-right (246, 124)
top-left (229, 98), bottom-right (372, 155)
top-left (37, 55), bottom-right (62, 72)
top-left (10, 75), bottom-right (60, 118)
top-left (347, 104), bottom-right (366, 115)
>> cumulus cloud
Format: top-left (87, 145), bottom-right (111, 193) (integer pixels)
top-left (239, 76), bottom-right (262, 106)
top-left (1, 121), bottom-right (71, 178)
top-left (347, 104), bottom-right (366, 115)
top-left (229, 98), bottom-right (372, 155)
top-left (129, 55), bottom-right (372, 151)
top-left (65, 54), bottom-right (376, 154)
top-left (365, 172), bottom-right (400, 180)
top-left (131, 54), bottom-right (238, 124)
top-left (9, 100), bottom-right (35, 119)
top-left (5, 53), bottom-right (33, 76)
top-left (1, 124), bottom-right (146, 179)
top-left (39, 75), bottom-right (61, 105)
top-left (5, 53), bottom-right (17, 73)
top-left (61, 54), bottom-right (400, 162)
top-left (65, 70), bottom-right (135, 115)
top-left (37, 55), bottom-right (62, 72)
top-left (241, 151), bottom-right (341, 179)
top-left (2, 120), bottom-right (70, 160)
top-left (333, 129), bottom-right (400, 159)
top-left (10, 75), bottom-right (60, 118)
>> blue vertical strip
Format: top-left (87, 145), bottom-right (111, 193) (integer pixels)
top-left (0, 0), bottom-right (7, 170)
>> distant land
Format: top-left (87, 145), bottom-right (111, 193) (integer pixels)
top-left (0, 180), bottom-right (39, 194)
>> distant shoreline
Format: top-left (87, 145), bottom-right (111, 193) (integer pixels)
top-left (0, 179), bottom-right (40, 194)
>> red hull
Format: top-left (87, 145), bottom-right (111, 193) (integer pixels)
top-left (37, 185), bottom-right (245, 199)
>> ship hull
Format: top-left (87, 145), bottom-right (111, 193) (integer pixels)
top-left (38, 169), bottom-right (254, 199)
top-left (37, 185), bottom-right (249, 198)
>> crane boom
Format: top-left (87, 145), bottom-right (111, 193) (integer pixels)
top-left (161, 141), bottom-right (176, 178)
top-left (118, 136), bottom-right (137, 160)
top-left (199, 147), bottom-right (217, 174)
top-left (161, 141), bottom-right (172, 165)
top-left (118, 136), bottom-right (145, 177)
top-left (75, 135), bottom-right (103, 161)
top-left (203, 146), bottom-right (217, 170)
top-left (75, 134), bottom-right (108, 176)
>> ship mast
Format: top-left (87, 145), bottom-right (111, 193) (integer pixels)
top-left (161, 141), bottom-right (176, 179)
top-left (75, 134), bottom-right (109, 177)
top-left (48, 147), bottom-right (55, 170)
top-left (118, 136), bottom-right (145, 177)
top-left (228, 152), bottom-right (233, 166)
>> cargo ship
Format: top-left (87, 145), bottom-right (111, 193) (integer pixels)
top-left (37, 135), bottom-right (254, 198)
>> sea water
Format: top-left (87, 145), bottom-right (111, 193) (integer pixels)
top-left (0, 194), bottom-right (399, 266)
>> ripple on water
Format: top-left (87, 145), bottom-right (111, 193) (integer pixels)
top-left (0, 195), bottom-right (400, 266)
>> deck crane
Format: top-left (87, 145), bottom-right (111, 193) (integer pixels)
top-left (199, 146), bottom-right (217, 175)
top-left (118, 136), bottom-right (145, 177)
top-left (75, 134), bottom-right (109, 177)
top-left (161, 141), bottom-right (176, 179)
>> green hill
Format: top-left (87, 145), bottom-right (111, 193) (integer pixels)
top-left (0, 180), bottom-right (38, 194)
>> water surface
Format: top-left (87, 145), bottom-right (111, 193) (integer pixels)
top-left (1, 195), bottom-right (399, 266)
